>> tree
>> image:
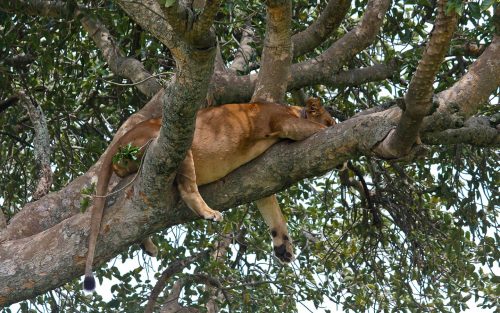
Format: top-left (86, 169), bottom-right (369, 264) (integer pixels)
top-left (0, 0), bottom-right (498, 311)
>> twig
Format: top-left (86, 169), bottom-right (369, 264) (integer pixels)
top-left (190, 274), bottom-right (232, 313)
top-left (0, 96), bottom-right (19, 114)
top-left (100, 72), bottom-right (172, 87)
top-left (0, 131), bottom-right (33, 147)
top-left (144, 249), bottom-right (211, 313)
top-left (347, 161), bottom-right (381, 227)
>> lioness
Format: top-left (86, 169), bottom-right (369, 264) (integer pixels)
top-left (84, 98), bottom-right (334, 291)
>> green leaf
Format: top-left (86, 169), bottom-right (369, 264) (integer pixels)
top-left (164, 0), bottom-right (176, 8)
top-left (468, 2), bottom-right (481, 19)
top-left (480, 0), bottom-right (494, 11)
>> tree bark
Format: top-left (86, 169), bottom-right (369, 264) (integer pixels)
top-left (251, 0), bottom-right (292, 103)
top-left (375, 0), bottom-right (458, 158)
top-left (434, 35), bottom-right (500, 119)
top-left (18, 91), bottom-right (53, 200)
top-left (230, 26), bottom-right (256, 74)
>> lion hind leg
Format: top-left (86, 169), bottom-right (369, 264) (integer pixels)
top-left (255, 195), bottom-right (294, 263)
top-left (176, 150), bottom-right (223, 222)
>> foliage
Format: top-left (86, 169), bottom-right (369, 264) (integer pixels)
top-left (112, 143), bottom-right (141, 164)
top-left (0, 0), bottom-right (498, 312)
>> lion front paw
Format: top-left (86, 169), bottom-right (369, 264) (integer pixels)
top-left (202, 209), bottom-right (223, 222)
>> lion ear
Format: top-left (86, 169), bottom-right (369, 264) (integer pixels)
top-left (306, 98), bottom-right (321, 115)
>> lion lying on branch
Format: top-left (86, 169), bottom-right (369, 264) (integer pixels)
top-left (84, 98), bottom-right (335, 291)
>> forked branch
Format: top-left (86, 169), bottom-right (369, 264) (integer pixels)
top-left (211, 0), bottom-right (390, 104)
top-left (290, 0), bottom-right (391, 87)
top-left (161, 0), bottom-right (221, 49)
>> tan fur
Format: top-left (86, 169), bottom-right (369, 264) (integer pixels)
top-left (84, 99), bottom-right (334, 290)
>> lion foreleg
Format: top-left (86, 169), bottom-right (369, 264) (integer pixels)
top-left (176, 150), bottom-right (223, 221)
top-left (272, 118), bottom-right (326, 141)
top-left (255, 195), bottom-right (294, 263)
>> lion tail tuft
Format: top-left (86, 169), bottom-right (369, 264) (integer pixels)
top-left (83, 274), bottom-right (96, 291)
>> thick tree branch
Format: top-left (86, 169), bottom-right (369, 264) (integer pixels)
top-left (291, 59), bottom-right (400, 90)
top-left (135, 0), bottom-right (218, 225)
top-left (405, 0), bottom-right (458, 118)
top-left (421, 116), bottom-right (499, 146)
top-left (214, 44), bottom-right (226, 73)
top-left (160, 0), bottom-right (191, 34)
top-left (160, 0), bottom-right (219, 49)
top-left (195, 0), bottom-right (222, 38)
top-left (421, 10), bottom-right (500, 133)
top-left (434, 35), bottom-right (500, 120)
top-left (251, 0), bottom-right (292, 103)
top-left (292, 0), bottom-right (351, 58)
top-left (375, 0), bottom-right (458, 158)
top-left (140, 56), bottom-right (217, 206)
top-left (213, 61), bottom-right (398, 104)
top-left (18, 91), bottom-right (52, 200)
